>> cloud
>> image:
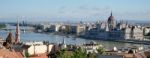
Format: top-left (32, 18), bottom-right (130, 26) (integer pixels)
top-left (115, 11), bottom-right (150, 20)
top-left (56, 6), bottom-right (111, 19)
top-left (2, 6), bottom-right (150, 22)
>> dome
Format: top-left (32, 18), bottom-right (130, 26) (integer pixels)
top-left (108, 12), bottom-right (115, 22)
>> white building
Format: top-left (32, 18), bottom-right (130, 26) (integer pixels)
top-left (22, 42), bottom-right (54, 56)
top-left (82, 41), bottom-right (103, 54)
top-left (55, 24), bottom-right (62, 32)
top-left (131, 26), bottom-right (144, 40)
top-left (77, 24), bottom-right (87, 36)
top-left (144, 27), bottom-right (150, 35)
top-left (40, 23), bottom-right (51, 30)
top-left (124, 27), bottom-right (132, 39)
top-left (82, 13), bottom-right (144, 40)
top-left (60, 38), bottom-right (67, 50)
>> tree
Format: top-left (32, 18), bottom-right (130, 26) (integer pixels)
top-left (57, 49), bottom-right (73, 58)
top-left (57, 49), bottom-right (67, 58)
top-left (0, 24), bottom-right (6, 29)
top-left (71, 47), bottom-right (87, 58)
top-left (97, 47), bottom-right (105, 54)
top-left (87, 52), bottom-right (97, 58)
top-left (56, 47), bottom-right (91, 58)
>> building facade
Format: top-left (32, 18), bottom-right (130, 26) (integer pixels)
top-left (82, 13), bottom-right (144, 40)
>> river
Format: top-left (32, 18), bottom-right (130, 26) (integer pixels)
top-left (0, 26), bottom-right (150, 50)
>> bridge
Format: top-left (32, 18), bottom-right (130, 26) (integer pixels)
top-left (0, 26), bottom-right (35, 31)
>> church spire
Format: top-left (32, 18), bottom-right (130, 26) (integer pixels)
top-left (6, 32), bottom-right (15, 44)
top-left (62, 37), bottom-right (65, 44)
top-left (111, 11), bottom-right (112, 16)
top-left (15, 19), bottom-right (20, 44)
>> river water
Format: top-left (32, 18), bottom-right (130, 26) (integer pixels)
top-left (0, 26), bottom-right (150, 50)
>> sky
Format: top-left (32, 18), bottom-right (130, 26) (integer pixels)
top-left (0, 0), bottom-right (150, 22)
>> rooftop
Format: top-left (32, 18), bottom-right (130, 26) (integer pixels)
top-left (0, 49), bottom-right (23, 58)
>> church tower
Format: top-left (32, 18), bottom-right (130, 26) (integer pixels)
top-left (108, 12), bottom-right (116, 31)
top-left (15, 20), bottom-right (20, 44)
top-left (6, 32), bottom-right (15, 44)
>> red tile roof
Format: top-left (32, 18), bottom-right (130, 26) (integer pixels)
top-left (0, 49), bottom-right (23, 58)
top-left (29, 53), bottom-right (48, 58)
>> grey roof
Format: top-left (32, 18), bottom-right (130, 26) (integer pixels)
top-left (98, 55), bottom-right (123, 58)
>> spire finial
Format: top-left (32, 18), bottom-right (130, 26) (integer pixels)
top-left (62, 37), bottom-right (65, 44)
top-left (111, 11), bottom-right (112, 16)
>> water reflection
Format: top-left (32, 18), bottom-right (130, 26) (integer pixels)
top-left (0, 30), bottom-right (149, 50)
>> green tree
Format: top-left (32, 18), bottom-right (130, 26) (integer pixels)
top-left (57, 49), bottom-right (73, 58)
top-left (97, 47), bottom-right (105, 54)
top-left (0, 24), bottom-right (6, 29)
top-left (57, 50), bottom-right (65, 58)
top-left (71, 47), bottom-right (87, 58)
top-left (87, 52), bottom-right (98, 58)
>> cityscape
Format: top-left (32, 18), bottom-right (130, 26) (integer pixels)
top-left (0, 0), bottom-right (150, 58)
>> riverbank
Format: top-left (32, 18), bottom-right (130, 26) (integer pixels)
top-left (37, 31), bottom-right (150, 45)
top-left (79, 36), bottom-right (150, 45)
